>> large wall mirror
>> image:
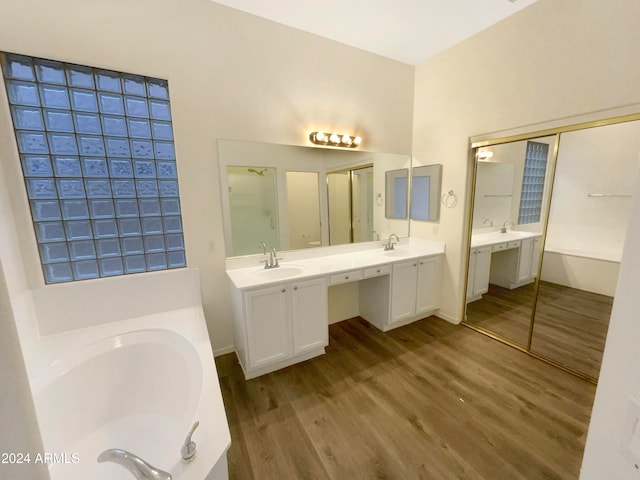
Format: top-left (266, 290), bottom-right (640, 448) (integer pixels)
top-left (218, 140), bottom-right (412, 256)
top-left (463, 115), bottom-right (640, 382)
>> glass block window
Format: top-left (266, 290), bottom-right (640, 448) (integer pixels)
top-left (518, 141), bottom-right (549, 225)
top-left (1, 52), bottom-right (186, 284)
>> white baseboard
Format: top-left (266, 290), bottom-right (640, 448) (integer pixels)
top-left (213, 345), bottom-right (235, 357)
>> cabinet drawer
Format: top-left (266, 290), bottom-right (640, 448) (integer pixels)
top-left (329, 269), bottom-right (363, 285)
top-left (507, 241), bottom-right (521, 249)
top-left (363, 265), bottom-right (391, 278)
top-left (492, 242), bottom-right (507, 252)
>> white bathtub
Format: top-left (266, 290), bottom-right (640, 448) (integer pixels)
top-left (541, 224), bottom-right (624, 296)
top-left (30, 306), bottom-right (230, 480)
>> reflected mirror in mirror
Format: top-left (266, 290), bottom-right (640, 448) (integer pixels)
top-left (385, 168), bottom-right (408, 219)
top-left (465, 136), bottom-right (556, 347)
top-left (286, 171), bottom-right (321, 249)
top-left (218, 140), bottom-right (411, 257)
top-left (410, 164), bottom-right (442, 221)
top-left (327, 170), bottom-right (351, 245)
top-left (529, 120), bottom-right (640, 379)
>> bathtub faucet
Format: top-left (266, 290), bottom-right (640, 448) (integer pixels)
top-left (181, 421), bottom-right (200, 462)
top-left (97, 449), bottom-right (172, 480)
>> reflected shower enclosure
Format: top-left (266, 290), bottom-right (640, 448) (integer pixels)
top-left (226, 166), bottom-right (279, 256)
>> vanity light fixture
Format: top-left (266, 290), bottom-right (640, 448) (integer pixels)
top-left (477, 150), bottom-right (494, 160)
top-left (310, 131), bottom-right (362, 148)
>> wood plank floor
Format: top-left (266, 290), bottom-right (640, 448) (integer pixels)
top-left (530, 282), bottom-right (612, 379)
top-left (465, 281), bottom-right (612, 379)
top-left (465, 283), bottom-right (535, 346)
top-left (215, 316), bottom-right (596, 480)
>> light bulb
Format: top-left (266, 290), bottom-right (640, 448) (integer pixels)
top-left (353, 136), bottom-right (362, 146)
top-left (341, 135), bottom-right (352, 145)
top-left (315, 132), bottom-right (326, 143)
top-left (329, 133), bottom-right (340, 144)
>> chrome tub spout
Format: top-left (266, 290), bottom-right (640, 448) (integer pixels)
top-left (97, 448), bottom-right (171, 480)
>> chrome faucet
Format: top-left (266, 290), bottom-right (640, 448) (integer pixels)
top-left (259, 241), bottom-right (267, 255)
top-left (181, 421), bottom-right (199, 463)
top-left (384, 233), bottom-right (400, 251)
top-left (483, 219), bottom-right (493, 227)
top-left (97, 449), bottom-right (171, 480)
top-left (260, 246), bottom-right (281, 269)
top-left (501, 221), bottom-right (512, 233)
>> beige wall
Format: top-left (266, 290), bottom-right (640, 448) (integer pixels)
top-left (0, 0), bottom-right (414, 351)
top-left (411, 0), bottom-right (640, 322)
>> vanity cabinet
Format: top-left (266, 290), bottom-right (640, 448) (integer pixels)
top-left (390, 256), bottom-right (441, 326)
top-left (467, 246), bottom-right (492, 302)
top-left (236, 276), bottom-right (328, 378)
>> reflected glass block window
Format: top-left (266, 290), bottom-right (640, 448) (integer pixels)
top-left (1, 52), bottom-right (186, 284)
top-left (518, 141), bottom-right (549, 225)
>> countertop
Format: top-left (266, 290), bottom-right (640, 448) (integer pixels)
top-left (471, 230), bottom-right (542, 248)
top-left (226, 238), bottom-right (446, 289)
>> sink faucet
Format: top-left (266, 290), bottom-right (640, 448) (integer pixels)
top-left (501, 221), bottom-right (512, 233)
top-left (385, 233), bottom-right (399, 251)
top-left (483, 219), bottom-right (493, 227)
top-left (260, 246), bottom-right (281, 269)
top-left (97, 449), bottom-right (171, 480)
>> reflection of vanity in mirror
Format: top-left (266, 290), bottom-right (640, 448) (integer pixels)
top-left (464, 117), bottom-right (640, 382)
top-left (218, 139), bottom-right (413, 256)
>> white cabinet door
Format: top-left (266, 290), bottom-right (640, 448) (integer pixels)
top-left (291, 277), bottom-right (328, 354)
top-left (245, 284), bottom-right (290, 369)
top-left (390, 260), bottom-right (418, 324)
top-left (416, 256), bottom-right (440, 314)
top-left (472, 246), bottom-right (492, 297)
top-left (517, 238), bottom-right (534, 283)
top-left (466, 249), bottom-right (477, 302)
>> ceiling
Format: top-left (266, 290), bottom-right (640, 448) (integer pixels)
top-left (210, 0), bottom-right (540, 65)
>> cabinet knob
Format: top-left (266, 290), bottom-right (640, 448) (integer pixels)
top-left (419, 262), bottom-right (424, 265)
top-left (376, 269), bottom-right (380, 273)
top-left (413, 263), bottom-right (417, 267)
top-left (293, 286), bottom-right (298, 291)
top-left (281, 288), bottom-right (286, 293)
top-left (345, 275), bottom-right (349, 279)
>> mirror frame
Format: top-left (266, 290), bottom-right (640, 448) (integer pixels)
top-left (462, 111), bottom-right (640, 384)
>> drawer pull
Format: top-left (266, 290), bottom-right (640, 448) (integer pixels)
top-left (293, 286), bottom-right (298, 290)
top-left (376, 269), bottom-right (380, 273)
top-left (345, 275), bottom-right (349, 280)
top-left (281, 288), bottom-right (286, 293)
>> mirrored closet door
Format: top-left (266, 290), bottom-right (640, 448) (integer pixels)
top-left (463, 115), bottom-right (640, 382)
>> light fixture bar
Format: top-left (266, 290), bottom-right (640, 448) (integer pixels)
top-left (310, 131), bottom-right (362, 148)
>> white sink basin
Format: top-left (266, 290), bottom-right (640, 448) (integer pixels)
top-left (384, 249), bottom-right (410, 257)
top-left (254, 265), bottom-right (306, 280)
